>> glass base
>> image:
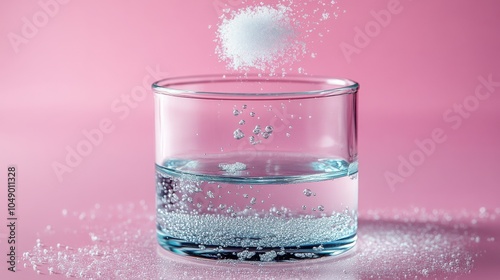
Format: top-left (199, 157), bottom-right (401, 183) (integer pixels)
top-left (157, 230), bottom-right (357, 262)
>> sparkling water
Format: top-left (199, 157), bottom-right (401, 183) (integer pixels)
top-left (153, 75), bottom-right (359, 261)
top-left (156, 153), bottom-right (358, 262)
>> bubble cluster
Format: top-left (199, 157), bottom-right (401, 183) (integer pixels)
top-left (157, 210), bottom-right (355, 249)
top-left (219, 162), bottom-right (247, 173)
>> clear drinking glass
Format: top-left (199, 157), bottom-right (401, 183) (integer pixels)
top-left (153, 75), bottom-right (359, 262)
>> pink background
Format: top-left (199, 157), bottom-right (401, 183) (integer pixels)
top-left (1, 0), bottom-right (499, 279)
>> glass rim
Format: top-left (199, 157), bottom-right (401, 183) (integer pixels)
top-left (152, 74), bottom-right (359, 100)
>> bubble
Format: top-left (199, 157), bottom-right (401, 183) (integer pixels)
top-left (286, 133), bottom-right (291, 137)
top-left (261, 132), bottom-right (271, 139)
top-left (242, 104), bottom-right (247, 109)
top-left (265, 126), bottom-right (273, 133)
top-left (260, 250), bottom-right (278, 262)
top-left (318, 205), bottom-right (325, 211)
top-left (303, 189), bottom-right (313, 197)
top-left (233, 129), bottom-right (244, 140)
top-left (206, 191), bottom-right (215, 199)
top-left (250, 197), bottom-right (257, 205)
top-left (249, 136), bottom-right (260, 145)
top-left (233, 109), bottom-right (240, 116)
top-left (239, 120), bottom-right (245, 125)
top-left (250, 112), bottom-right (256, 117)
top-left (302, 205), bottom-right (307, 210)
top-left (253, 125), bottom-right (261, 134)
top-left (237, 250), bottom-right (256, 260)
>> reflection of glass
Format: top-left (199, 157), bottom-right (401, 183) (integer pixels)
top-left (152, 75), bottom-right (359, 261)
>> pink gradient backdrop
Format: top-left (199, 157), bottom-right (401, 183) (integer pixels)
top-left (1, 0), bottom-right (499, 279)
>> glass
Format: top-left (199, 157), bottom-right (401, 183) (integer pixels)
top-left (153, 75), bottom-right (359, 262)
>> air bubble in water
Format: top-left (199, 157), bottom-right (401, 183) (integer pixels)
top-left (318, 205), bottom-right (325, 211)
top-left (303, 189), bottom-right (313, 197)
top-left (265, 126), bottom-right (273, 133)
top-left (253, 125), bottom-right (261, 134)
top-left (233, 109), bottom-right (240, 116)
top-left (262, 132), bottom-right (271, 139)
top-left (250, 112), bottom-right (256, 117)
top-left (233, 129), bottom-right (244, 139)
top-left (239, 120), bottom-right (245, 125)
top-left (206, 191), bottom-right (215, 198)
